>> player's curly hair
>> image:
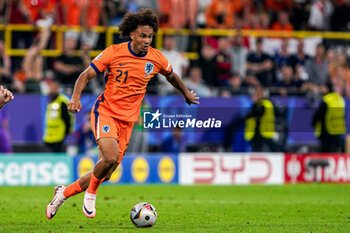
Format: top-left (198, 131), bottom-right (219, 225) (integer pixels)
top-left (119, 8), bottom-right (159, 37)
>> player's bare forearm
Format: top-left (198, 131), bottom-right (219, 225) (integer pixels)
top-left (166, 72), bottom-right (199, 105)
top-left (68, 66), bottom-right (97, 114)
top-left (166, 73), bottom-right (189, 96)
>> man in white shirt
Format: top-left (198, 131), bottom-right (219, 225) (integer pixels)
top-left (159, 36), bottom-right (189, 95)
top-left (230, 34), bottom-right (248, 78)
top-left (308, 0), bottom-right (333, 30)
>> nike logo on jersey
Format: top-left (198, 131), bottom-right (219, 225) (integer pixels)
top-left (119, 63), bottom-right (126, 66)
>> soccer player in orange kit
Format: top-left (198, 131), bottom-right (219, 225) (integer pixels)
top-left (46, 8), bottom-right (199, 219)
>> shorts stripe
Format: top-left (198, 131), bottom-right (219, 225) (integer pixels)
top-left (93, 94), bottom-right (104, 136)
top-left (97, 117), bottom-right (100, 139)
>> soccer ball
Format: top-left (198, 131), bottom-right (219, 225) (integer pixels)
top-left (130, 202), bottom-right (157, 228)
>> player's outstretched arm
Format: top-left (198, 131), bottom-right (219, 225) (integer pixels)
top-left (0, 85), bottom-right (14, 110)
top-left (68, 66), bottom-right (97, 114)
top-left (165, 72), bottom-right (199, 105)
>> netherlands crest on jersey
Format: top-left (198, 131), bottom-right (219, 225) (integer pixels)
top-left (145, 62), bottom-right (154, 74)
top-left (102, 125), bottom-right (110, 133)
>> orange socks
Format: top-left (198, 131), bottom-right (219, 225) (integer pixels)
top-left (86, 173), bottom-right (103, 194)
top-left (63, 179), bottom-right (83, 198)
top-left (63, 175), bottom-right (106, 198)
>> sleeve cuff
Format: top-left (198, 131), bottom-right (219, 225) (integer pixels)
top-left (90, 62), bottom-right (101, 74)
top-left (165, 68), bottom-right (173, 76)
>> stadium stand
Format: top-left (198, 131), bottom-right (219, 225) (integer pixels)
top-left (0, 0), bottom-right (350, 154)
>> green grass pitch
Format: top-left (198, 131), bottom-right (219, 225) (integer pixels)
top-left (0, 184), bottom-right (349, 232)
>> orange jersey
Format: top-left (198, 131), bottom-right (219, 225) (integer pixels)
top-left (90, 42), bottom-right (173, 122)
top-left (24, 0), bottom-right (56, 22)
top-left (61, 0), bottom-right (87, 26)
top-left (85, 0), bottom-right (103, 27)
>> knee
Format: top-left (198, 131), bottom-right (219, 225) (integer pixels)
top-left (102, 156), bottom-right (119, 168)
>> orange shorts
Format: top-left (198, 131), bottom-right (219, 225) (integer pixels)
top-left (91, 111), bottom-right (134, 163)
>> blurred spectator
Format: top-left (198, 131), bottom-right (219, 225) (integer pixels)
top-left (184, 66), bottom-right (212, 97)
top-left (329, 52), bottom-right (349, 80)
top-left (161, 126), bottom-right (187, 153)
top-left (54, 37), bottom-right (84, 93)
top-left (290, 0), bottom-right (309, 30)
top-left (214, 37), bottom-right (232, 86)
top-left (43, 78), bottom-right (74, 153)
top-left (246, 38), bottom-right (274, 86)
top-left (158, 0), bottom-right (171, 28)
top-left (158, 0), bottom-right (197, 51)
top-left (229, 34), bottom-right (248, 78)
top-left (196, 0), bottom-right (211, 28)
top-left (331, 0), bottom-right (350, 31)
top-left (243, 13), bottom-right (262, 30)
top-left (196, 44), bottom-right (218, 88)
top-left (220, 72), bottom-right (249, 97)
top-left (6, 0), bottom-right (32, 54)
top-left (329, 52), bottom-right (350, 97)
top-left (327, 48), bottom-right (337, 71)
top-left (206, 0), bottom-right (235, 29)
top-left (332, 65), bottom-right (350, 97)
top-left (233, 0), bottom-right (250, 15)
top-left (76, 111), bottom-right (97, 155)
top-left (159, 0), bottom-right (196, 30)
top-left (23, 0), bottom-right (55, 27)
top-left (124, 0), bottom-right (139, 12)
top-left (0, 0), bottom-right (7, 25)
top-left (0, 40), bottom-right (12, 86)
top-left (128, 101), bottom-right (150, 153)
top-left (136, 0), bottom-right (158, 12)
top-left (0, 104), bottom-right (11, 153)
top-left (244, 86), bottom-right (279, 152)
top-left (105, 0), bottom-right (127, 26)
top-left (303, 43), bottom-right (329, 93)
top-left (273, 38), bottom-right (290, 81)
top-left (274, 65), bottom-right (303, 96)
top-left (312, 82), bottom-right (346, 152)
top-left (6, 0), bottom-right (30, 26)
top-left (265, 0), bottom-right (293, 12)
top-left (308, 0), bottom-right (333, 31)
top-left (270, 11), bottom-right (293, 31)
top-left (159, 36), bottom-right (189, 95)
top-left (22, 28), bottom-right (51, 93)
top-left (287, 38), bottom-right (309, 78)
top-left (81, 0), bottom-right (105, 51)
top-left (260, 13), bottom-right (270, 30)
top-left (242, 12), bottom-right (270, 31)
top-left (62, 0), bottom-right (87, 41)
top-left (245, 72), bottom-right (261, 87)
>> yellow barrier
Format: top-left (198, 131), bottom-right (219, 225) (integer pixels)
top-left (2, 24), bottom-right (350, 60)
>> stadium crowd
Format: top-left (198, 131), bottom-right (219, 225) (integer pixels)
top-left (0, 0), bottom-right (349, 154)
top-left (0, 0), bottom-right (349, 99)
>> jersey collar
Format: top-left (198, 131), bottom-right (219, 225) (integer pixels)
top-left (128, 41), bottom-right (148, 57)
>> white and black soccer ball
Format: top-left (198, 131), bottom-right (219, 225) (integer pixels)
top-left (130, 202), bottom-right (157, 228)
